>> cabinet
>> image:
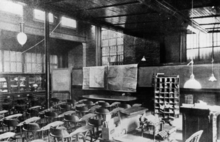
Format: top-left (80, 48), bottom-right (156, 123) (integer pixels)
top-left (0, 74), bottom-right (46, 94)
top-left (153, 73), bottom-right (180, 118)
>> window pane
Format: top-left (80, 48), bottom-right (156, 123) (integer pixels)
top-left (0, 51), bottom-right (2, 72)
top-left (187, 49), bottom-right (198, 60)
top-left (61, 16), bottom-right (76, 28)
top-left (33, 9), bottom-right (54, 23)
top-left (200, 48), bottom-right (212, 60)
top-left (0, 0), bottom-right (23, 16)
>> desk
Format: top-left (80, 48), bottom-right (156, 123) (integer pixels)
top-left (113, 134), bottom-right (153, 142)
top-left (0, 110), bottom-right (8, 115)
top-left (5, 114), bottom-right (22, 120)
top-left (121, 107), bottom-right (148, 116)
top-left (57, 110), bottom-right (75, 118)
top-left (82, 95), bottom-right (136, 102)
top-left (180, 105), bottom-right (220, 142)
top-left (17, 117), bottom-right (41, 126)
top-left (29, 106), bottom-right (41, 110)
top-left (0, 132), bottom-right (15, 140)
top-left (39, 121), bottom-right (64, 131)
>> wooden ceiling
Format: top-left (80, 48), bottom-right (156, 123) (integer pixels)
top-left (14, 0), bottom-right (220, 38)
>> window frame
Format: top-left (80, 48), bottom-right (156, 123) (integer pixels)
top-left (60, 16), bottom-right (77, 29)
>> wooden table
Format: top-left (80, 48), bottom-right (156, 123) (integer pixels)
top-left (113, 134), bottom-right (154, 142)
top-left (82, 94), bottom-right (137, 102)
top-left (17, 117), bottom-right (41, 126)
top-left (0, 132), bottom-right (15, 140)
top-left (39, 121), bottom-right (64, 131)
top-left (121, 107), bottom-right (148, 116)
top-left (5, 113), bottom-right (22, 120)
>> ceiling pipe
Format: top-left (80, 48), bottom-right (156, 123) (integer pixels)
top-left (138, 0), bottom-right (208, 33)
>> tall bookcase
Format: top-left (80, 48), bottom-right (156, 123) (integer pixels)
top-left (154, 73), bottom-right (180, 118)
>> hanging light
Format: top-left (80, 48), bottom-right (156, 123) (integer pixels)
top-left (184, 59), bottom-right (202, 89)
top-left (209, 60), bottom-right (217, 82)
top-left (17, 19), bottom-right (27, 46)
top-left (141, 56), bottom-right (146, 61)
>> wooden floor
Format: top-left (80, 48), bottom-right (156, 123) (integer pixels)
top-left (1, 114), bottom-right (183, 142)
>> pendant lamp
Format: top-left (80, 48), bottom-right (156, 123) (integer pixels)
top-left (17, 17), bottom-right (27, 46)
top-left (141, 56), bottom-right (146, 61)
top-left (184, 60), bottom-right (202, 89)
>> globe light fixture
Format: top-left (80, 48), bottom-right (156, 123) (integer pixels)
top-left (209, 58), bottom-right (217, 82)
top-left (184, 59), bottom-right (202, 89)
top-left (17, 22), bottom-right (27, 46)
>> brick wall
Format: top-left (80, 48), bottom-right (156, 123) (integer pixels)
top-left (124, 35), bottom-right (160, 65)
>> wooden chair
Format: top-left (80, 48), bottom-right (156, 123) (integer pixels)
top-left (0, 132), bottom-right (15, 142)
top-left (185, 130), bottom-right (203, 142)
top-left (63, 115), bottom-right (81, 133)
top-left (49, 126), bottom-right (71, 142)
top-left (23, 123), bottom-right (41, 142)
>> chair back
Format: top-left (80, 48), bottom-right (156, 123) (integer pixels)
top-left (23, 123), bottom-right (40, 132)
top-left (4, 119), bottom-right (19, 127)
top-left (50, 127), bottom-right (69, 138)
top-left (185, 130), bottom-right (203, 142)
top-left (119, 103), bottom-right (131, 109)
top-left (64, 115), bottom-right (79, 122)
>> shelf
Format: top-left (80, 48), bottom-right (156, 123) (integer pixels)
top-left (154, 74), bottom-right (180, 117)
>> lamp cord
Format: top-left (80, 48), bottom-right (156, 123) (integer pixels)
top-left (22, 21), bottom-right (61, 54)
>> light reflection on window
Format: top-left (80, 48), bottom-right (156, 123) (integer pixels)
top-left (0, 0), bottom-right (23, 16)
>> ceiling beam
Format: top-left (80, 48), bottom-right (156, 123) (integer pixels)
top-left (191, 15), bottom-right (220, 19)
top-left (86, 1), bottom-right (140, 10)
top-left (200, 23), bottom-right (220, 25)
top-left (96, 12), bottom-right (158, 19)
top-left (138, 0), bottom-right (208, 33)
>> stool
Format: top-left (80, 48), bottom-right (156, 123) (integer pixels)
top-left (60, 104), bottom-right (71, 113)
top-left (23, 123), bottom-right (41, 142)
top-left (75, 104), bottom-right (89, 118)
top-left (69, 125), bottom-right (94, 142)
top-left (44, 111), bottom-right (58, 124)
top-left (2, 119), bottom-right (19, 132)
top-left (49, 126), bottom-right (71, 142)
top-left (63, 115), bottom-right (81, 133)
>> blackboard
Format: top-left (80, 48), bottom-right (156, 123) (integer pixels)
top-left (52, 69), bottom-right (71, 92)
top-left (138, 63), bottom-right (220, 89)
top-left (72, 68), bottom-right (83, 86)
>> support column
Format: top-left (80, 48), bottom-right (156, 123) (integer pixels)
top-left (95, 26), bottom-right (101, 66)
top-left (82, 43), bottom-right (87, 67)
top-left (45, 11), bottom-right (50, 109)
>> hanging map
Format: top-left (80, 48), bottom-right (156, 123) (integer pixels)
top-left (89, 66), bottom-right (105, 88)
top-left (107, 64), bottom-right (138, 92)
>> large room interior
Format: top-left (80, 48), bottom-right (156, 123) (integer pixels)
top-left (0, 0), bottom-right (220, 142)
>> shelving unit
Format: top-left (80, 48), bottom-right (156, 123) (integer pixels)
top-left (153, 73), bottom-right (180, 118)
top-left (0, 74), bottom-right (46, 94)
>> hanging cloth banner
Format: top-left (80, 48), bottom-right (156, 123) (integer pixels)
top-left (107, 64), bottom-right (138, 92)
top-left (83, 66), bottom-right (106, 90)
top-left (89, 66), bottom-right (105, 88)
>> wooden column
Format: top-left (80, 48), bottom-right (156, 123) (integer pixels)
top-left (45, 11), bottom-right (50, 109)
top-left (95, 26), bottom-right (101, 66)
top-left (82, 43), bottom-right (87, 67)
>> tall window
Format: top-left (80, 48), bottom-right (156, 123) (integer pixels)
top-left (3, 51), bottom-right (22, 73)
top-left (60, 16), bottom-right (77, 29)
top-left (33, 9), bottom-right (54, 23)
top-left (187, 32), bottom-right (220, 62)
top-left (0, 0), bottom-right (23, 16)
top-left (25, 53), bottom-right (43, 73)
top-left (101, 28), bottom-right (124, 65)
top-left (0, 50), bottom-right (3, 72)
